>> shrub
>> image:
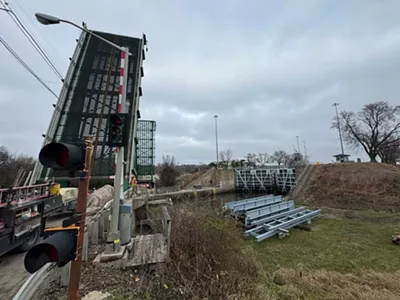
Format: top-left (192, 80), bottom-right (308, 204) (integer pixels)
top-left (140, 204), bottom-right (262, 299)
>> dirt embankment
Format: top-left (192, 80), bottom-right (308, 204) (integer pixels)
top-left (297, 163), bottom-right (400, 212)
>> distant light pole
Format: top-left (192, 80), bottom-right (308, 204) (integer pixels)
top-left (333, 103), bottom-right (345, 155)
top-left (34, 13), bottom-right (134, 257)
top-left (296, 136), bottom-right (300, 154)
top-left (214, 115), bottom-right (219, 166)
top-left (303, 140), bottom-right (308, 158)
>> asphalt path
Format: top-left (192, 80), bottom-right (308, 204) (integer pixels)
top-left (0, 215), bottom-right (67, 299)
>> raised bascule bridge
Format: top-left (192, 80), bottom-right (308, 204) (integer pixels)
top-left (0, 28), bottom-right (158, 300)
top-left (29, 29), bottom-right (155, 189)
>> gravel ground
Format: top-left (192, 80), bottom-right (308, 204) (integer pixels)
top-left (0, 251), bottom-right (30, 299)
top-left (30, 245), bottom-right (149, 300)
top-left (0, 215), bottom-right (68, 300)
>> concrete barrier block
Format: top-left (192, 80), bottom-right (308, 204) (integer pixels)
top-left (60, 262), bottom-right (71, 287)
top-left (91, 219), bottom-right (99, 245)
top-left (82, 230), bottom-right (89, 262)
top-left (98, 211), bottom-right (105, 240)
top-left (103, 210), bottom-right (110, 240)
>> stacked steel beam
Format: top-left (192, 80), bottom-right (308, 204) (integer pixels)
top-left (224, 195), bottom-right (320, 242)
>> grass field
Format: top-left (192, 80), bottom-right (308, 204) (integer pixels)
top-left (250, 216), bottom-right (400, 300)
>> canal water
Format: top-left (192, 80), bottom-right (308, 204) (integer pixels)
top-left (191, 191), bottom-right (278, 210)
top-left (217, 191), bottom-right (282, 203)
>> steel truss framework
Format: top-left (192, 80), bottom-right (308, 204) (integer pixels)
top-left (224, 195), bottom-right (321, 242)
top-left (30, 30), bottom-right (146, 184)
top-left (234, 167), bottom-right (296, 193)
top-left (136, 120), bottom-right (156, 176)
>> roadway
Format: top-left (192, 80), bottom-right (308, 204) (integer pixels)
top-left (0, 215), bottom-right (65, 300)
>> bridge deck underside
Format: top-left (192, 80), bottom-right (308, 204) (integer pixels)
top-left (43, 31), bottom-right (144, 180)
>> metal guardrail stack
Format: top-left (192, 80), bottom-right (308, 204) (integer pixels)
top-left (224, 194), bottom-right (320, 242)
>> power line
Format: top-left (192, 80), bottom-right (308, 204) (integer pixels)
top-left (9, 0), bottom-right (65, 63)
top-left (0, 37), bottom-right (59, 99)
top-left (0, 1), bottom-right (63, 81)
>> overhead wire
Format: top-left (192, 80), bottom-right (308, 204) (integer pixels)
top-left (0, 1), bottom-right (64, 81)
top-left (0, 37), bottom-right (59, 99)
top-left (10, 0), bottom-right (65, 63)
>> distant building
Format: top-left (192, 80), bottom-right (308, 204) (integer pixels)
top-left (333, 154), bottom-right (351, 163)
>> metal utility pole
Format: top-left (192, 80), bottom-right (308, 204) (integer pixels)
top-left (214, 115), bottom-right (219, 166)
top-left (296, 136), bottom-right (300, 154)
top-left (303, 140), bottom-right (307, 159)
top-left (333, 103), bottom-right (345, 155)
top-left (68, 136), bottom-right (93, 300)
top-left (108, 47), bottom-right (129, 253)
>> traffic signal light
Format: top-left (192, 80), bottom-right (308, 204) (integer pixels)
top-left (39, 142), bottom-right (85, 171)
top-left (108, 113), bottom-right (128, 147)
top-left (24, 226), bottom-right (79, 274)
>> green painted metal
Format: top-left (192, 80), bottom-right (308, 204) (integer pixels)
top-left (40, 30), bottom-right (144, 182)
top-left (136, 120), bottom-right (156, 179)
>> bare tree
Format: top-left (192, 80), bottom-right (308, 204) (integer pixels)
top-left (286, 152), bottom-right (305, 168)
top-left (378, 138), bottom-right (400, 164)
top-left (0, 146), bottom-right (35, 187)
top-left (158, 155), bottom-right (180, 187)
top-left (219, 149), bottom-right (233, 168)
top-left (256, 153), bottom-right (269, 166)
top-left (245, 153), bottom-right (257, 167)
top-left (226, 149), bottom-right (232, 165)
top-left (219, 151), bottom-right (226, 167)
top-left (333, 101), bottom-right (400, 162)
top-left (271, 150), bottom-right (288, 166)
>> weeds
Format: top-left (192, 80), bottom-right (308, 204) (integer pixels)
top-left (272, 268), bottom-right (400, 300)
top-left (298, 163), bottom-right (400, 211)
top-left (137, 203), bottom-right (262, 299)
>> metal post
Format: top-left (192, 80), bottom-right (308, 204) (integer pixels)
top-left (67, 136), bottom-right (93, 300)
top-left (214, 115), bottom-right (219, 166)
top-left (296, 136), bottom-right (300, 154)
top-left (303, 141), bottom-right (307, 159)
top-left (121, 47), bottom-right (129, 197)
top-left (333, 103), bottom-right (345, 156)
top-left (107, 47), bottom-right (129, 253)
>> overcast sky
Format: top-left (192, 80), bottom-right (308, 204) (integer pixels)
top-left (1, 0), bottom-right (400, 164)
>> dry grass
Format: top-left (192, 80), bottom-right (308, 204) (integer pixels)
top-left (298, 163), bottom-right (400, 211)
top-left (271, 268), bottom-right (400, 300)
top-left (250, 215), bottom-right (400, 300)
top-left (133, 203), bottom-right (264, 300)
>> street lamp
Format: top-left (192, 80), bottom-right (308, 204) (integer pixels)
top-left (333, 103), bottom-right (345, 156)
top-left (296, 136), bottom-right (300, 154)
top-left (214, 115), bottom-right (219, 167)
top-left (34, 13), bottom-right (132, 55)
top-left (35, 13), bottom-right (131, 256)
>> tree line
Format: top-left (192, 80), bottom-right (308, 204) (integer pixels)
top-left (214, 149), bottom-right (307, 169)
top-left (0, 146), bottom-right (36, 187)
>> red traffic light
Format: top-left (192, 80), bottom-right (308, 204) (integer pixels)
top-left (110, 114), bottom-right (123, 125)
top-left (39, 143), bottom-right (85, 171)
top-left (24, 227), bottom-right (78, 274)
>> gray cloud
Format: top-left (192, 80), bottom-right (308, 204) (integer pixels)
top-left (1, 0), bottom-right (400, 164)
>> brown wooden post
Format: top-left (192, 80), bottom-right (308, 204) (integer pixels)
top-left (67, 136), bottom-right (93, 300)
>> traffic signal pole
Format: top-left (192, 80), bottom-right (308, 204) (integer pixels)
top-left (106, 47), bottom-right (129, 254)
top-left (68, 136), bottom-right (93, 300)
